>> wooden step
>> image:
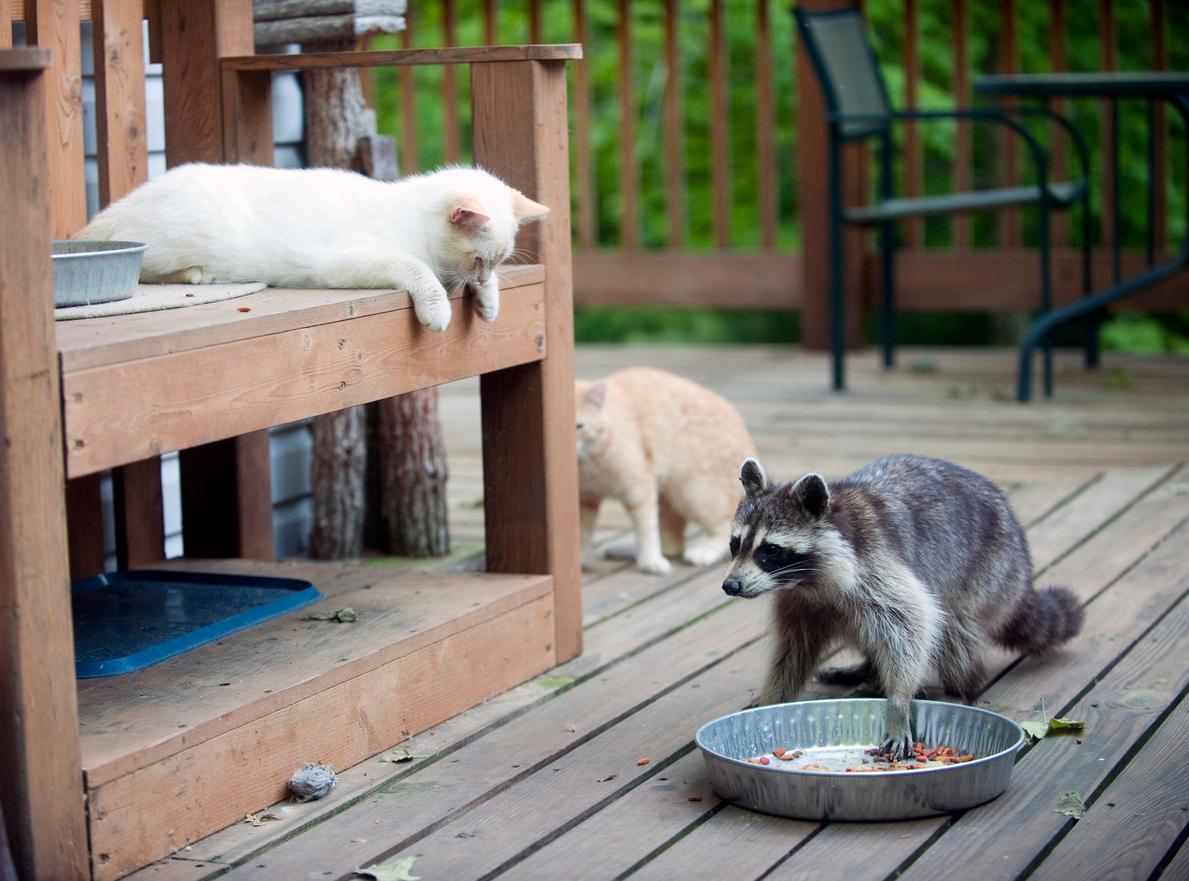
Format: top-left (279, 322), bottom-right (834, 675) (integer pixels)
top-left (56, 266), bottom-right (545, 478)
top-left (76, 558), bottom-right (555, 881)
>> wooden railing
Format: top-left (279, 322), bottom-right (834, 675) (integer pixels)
top-left (375, 0), bottom-right (1183, 346)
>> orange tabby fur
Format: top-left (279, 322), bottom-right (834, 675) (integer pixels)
top-left (575, 367), bottom-right (757, 575)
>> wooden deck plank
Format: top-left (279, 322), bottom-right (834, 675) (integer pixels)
top-left (1026, 697), bottom-right (1189, 881)
top-left (273, 641), bottom-right (770, 881)
top-left (208, 599), bottom-right (771, 879)
top-left (146, 567), bottom-right (740, 877)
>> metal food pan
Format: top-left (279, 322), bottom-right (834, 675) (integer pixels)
top-left (696, 698), bottom-right (1024, 821)
top-left (52, 240), bottom-right (146, 307)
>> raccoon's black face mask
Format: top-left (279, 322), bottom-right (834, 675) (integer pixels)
top-left (722, 458), bottom-right (829, 599)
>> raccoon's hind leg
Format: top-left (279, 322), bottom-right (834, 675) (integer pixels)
top-left (936, 624), bottom-right (987, 703)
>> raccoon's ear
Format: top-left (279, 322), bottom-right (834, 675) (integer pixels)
top-left (740, 458), bottom-right (767, 497)
top-left (791, 473), bottom-right (830, 519)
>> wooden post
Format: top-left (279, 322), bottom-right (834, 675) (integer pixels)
top-left (27, 0), bottom-right (107, 578)
top-left (472, 59), bottom-right (583, 663)
top-left (160, 0), bottom-right (275, 560)
top-left (0, 49), bottom-right (89, 881)
top-left (795, 0), bottom-right (864, 352)
top-left (94, 0), bottom-right (167, 567)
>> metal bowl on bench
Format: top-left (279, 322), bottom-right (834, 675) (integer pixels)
top-left (696, 698), bottom-right (1025, 821)
top-left (52, 240), bottom-right (146, 308)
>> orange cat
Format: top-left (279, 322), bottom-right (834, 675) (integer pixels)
top-left (575, 367), bottom-right (757, 575)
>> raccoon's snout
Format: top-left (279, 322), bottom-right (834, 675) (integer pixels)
top-left (722, 577), bottom-right (744, 597)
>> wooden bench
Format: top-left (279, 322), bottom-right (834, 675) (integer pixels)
top-left (0, 4), bottom-right (582, 879)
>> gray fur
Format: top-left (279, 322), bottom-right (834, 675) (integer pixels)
top-left (722, 454), bottom-right (1083, 759)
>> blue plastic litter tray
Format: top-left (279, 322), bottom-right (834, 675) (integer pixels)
top-left (72, 569), bottom-right (322, 679)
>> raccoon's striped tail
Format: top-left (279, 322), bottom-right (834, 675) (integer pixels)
top-left (996, 585), bottom-right (1084, 655)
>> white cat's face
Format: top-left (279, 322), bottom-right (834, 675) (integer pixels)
top-left (427, 169), bottom-right (549, 292)
top-left (574, 380), bottom-right (608, 461)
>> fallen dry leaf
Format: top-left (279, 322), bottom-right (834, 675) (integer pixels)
top-left (237, 306), bottom-right (252, 312)
top-left (1055, 791), bottom-right (1086, 820)
top-left (353, 854), bottom-right (420, 881)
top-left (379, 747), bottom-right (417, 764)
top-left (243, 811), bottom-right (281, 827)
top-left (636, 758), bottom-right (650, 766)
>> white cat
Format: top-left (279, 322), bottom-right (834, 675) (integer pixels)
top-left (79, 163), bottom-right (549, 331)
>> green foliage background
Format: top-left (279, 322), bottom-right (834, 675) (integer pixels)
top-left (368, 0), bottom-right (1187, 349)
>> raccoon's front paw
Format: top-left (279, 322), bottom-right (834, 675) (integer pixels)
top-left (878, 730), bottom-right (914, 761)
top-left (415, 297), bottom-right (452, 332)
top-left (636, 553), bottom-right (672, 576)
top-left (472, 279), bottom-right (500, 322)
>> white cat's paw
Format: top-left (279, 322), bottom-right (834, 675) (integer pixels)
top-left (473, 280), bottom-right (500, 322)
top-left (163, 266), bottom-right (206, 285)
top-left (416, 298), bottom-right (452, 332)
top-left (636, 554), bottom-right (672, 576)
top-left (683, 543), bottom-right (727, 567)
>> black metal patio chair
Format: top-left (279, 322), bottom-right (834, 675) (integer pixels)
top-left (794, 4), bottom-right (1093, 398)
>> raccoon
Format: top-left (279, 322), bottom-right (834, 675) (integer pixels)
top-left (722, 454), bottom-right (1083, 759)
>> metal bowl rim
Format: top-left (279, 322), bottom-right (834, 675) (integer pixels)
top-left (52, 241), bottom-right (147, 259)
top-left (695, 697), bottom-right (1025, 777)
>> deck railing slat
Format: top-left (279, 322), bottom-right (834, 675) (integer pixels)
top-left (1049, 0), bottom-right (1069, 247)
top-left (902, 0), bottom-right (921, 248)
top-left (573, 0), bottom-right (595, 248)
top-left (710, 0), bottom-right (729, 249)
top-left (999, 0), bottom-right (1020, 246)
top-left (664, 0), bottom-right (685, 248)
top-left (617, 0), bottom-right (637, 248)
top-left (755, 0), bottom-right (776, 250)
top-left (399, 9), bottom-right (417, 172)
top-left (92, 0), bottom-right (146, 207)
top-left (1099, 0), bottom-right (1117, 253)
top-left (1151, 0), bottom-right (1167, 254)
top-left (442, 0), bottom-right (459, 164)
top-left (951, 0), bottom-right (971, 249)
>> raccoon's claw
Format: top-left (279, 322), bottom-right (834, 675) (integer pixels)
top-left (878, 731), bottom-right (914, 761)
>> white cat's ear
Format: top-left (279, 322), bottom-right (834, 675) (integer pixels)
top-left (512, 191), bottom-right (550, 224)
top-left (585, 382), bottom-right (607, 409)
top-left (450, 203), bottom-right (490, 233)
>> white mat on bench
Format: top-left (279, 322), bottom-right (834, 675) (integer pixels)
top-left (55, 282), bottom-right (267, 320)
